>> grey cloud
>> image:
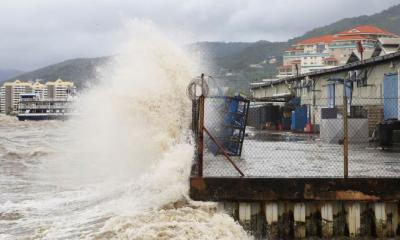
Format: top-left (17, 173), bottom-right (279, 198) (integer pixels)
top-left (0, 0), bottom-right (399, 70)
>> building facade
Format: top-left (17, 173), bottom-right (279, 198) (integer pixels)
top-left (0, 80), bottom-right (34, 114)
top-left (253, 51), bottom-right (400, 135)
top-left (0, 79), bottom-right (76, 115)
top-left (45, 79), bottom-right (75, 100)
top-left (278, 25), bottom-right (398, 78)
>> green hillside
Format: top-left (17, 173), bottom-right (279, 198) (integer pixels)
top-left (290, 4), bottom-right (400, 43)
top-left (4, 57), bottom-right (110, 89)
top-left (4, 4), bottom-right (400, 93)
top-left (188, 42), bottom-right (252, 59)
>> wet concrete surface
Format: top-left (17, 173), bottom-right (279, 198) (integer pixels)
top-left (203, 128), bottom-right (400, 177)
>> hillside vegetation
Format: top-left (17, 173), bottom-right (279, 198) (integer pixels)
top-left (5, 4), bottom-right (400, 92)
top-left (4, 57), bottom-right (109, 89)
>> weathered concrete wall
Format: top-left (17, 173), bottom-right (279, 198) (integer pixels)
top-left (191, 177), bottom-right (400, 238)
top-left (366, 105), bottom-right (384, 135)
top-left (190, 177), bottom-right (400, 202)
top-left (252, 61), bottom-right (398, 105)
top-left (219, 200), bottom-right (399, 239)
top-left (252, 61), bottom-right (398, 136)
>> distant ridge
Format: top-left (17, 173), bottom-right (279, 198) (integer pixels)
top-left (0, 69), bottom-right (24, 82)
top-left (4, 57), bottom-right (110, 89)
top-left (193, 4), bottom-right (400, 91)
top-left (5, 4), bottom-right (400, 91)
top-left (290, 4), bottom-right (400, 43)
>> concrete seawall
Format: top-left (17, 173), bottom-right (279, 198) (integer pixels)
top-left (191, 177), bottom-right (400, 238)
top-left (217, 201), bottom-right (398, 239)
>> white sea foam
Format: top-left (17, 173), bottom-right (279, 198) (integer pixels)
top-left (0, 20), bottom-right (250, 239)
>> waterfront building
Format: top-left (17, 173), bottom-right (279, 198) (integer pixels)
top-left (278, 25), bottom-right (398, 78)
top-left (45, 79), bottom-right (75, 100)
top-left (0, 79), bottom-right (76, 115)
top-left (252, 50), bottom-right (400, 135)
top-left (32, 81), bottom-right (46, 99)
top-left (0, 80), bottom-right (33, 114)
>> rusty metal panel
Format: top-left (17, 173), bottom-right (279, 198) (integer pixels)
top-left (190, 177), bottom-right (400, 201)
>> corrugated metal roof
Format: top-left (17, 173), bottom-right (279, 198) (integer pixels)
top-left (378, 37), bottom-right (400, 45)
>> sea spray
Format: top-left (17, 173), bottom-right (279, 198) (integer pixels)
top-left (74, 20), bottom-right (251, 239)
top-left (0, 20), bottom-right (251, 239)
top-left (65, 20), bottom-right (197, 184)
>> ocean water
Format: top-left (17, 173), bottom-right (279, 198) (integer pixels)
top-left (0, 21), bottom-right (250, 240)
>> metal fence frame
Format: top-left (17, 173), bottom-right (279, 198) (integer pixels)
top-left (192, 92), bottom-right (400, 178)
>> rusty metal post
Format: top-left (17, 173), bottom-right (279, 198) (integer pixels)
top-left (343, 95), bottom-right (349, 178)
top-left (203, 127), bottom-right (245, 177)
top-left (197, 95), bottom-right (205, 177)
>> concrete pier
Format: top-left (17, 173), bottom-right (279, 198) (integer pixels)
top-left (218, 200), bottom-right (400, 239)
top-left (293, 203), bottom-right (306, 238)
top-left (191, 177), bottom-right (400, 238)
top-left (346, 202), bottom-right (361, 237)
top-left (321, 202), bottom-right (333, 238)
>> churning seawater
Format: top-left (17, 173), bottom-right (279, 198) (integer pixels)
top-left (0, 21), bottom-right (250, 240)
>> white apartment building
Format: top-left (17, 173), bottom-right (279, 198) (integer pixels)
top-left (0, 80), bottom-right (33, 114)
top-left (0, 79), bottom-right (76, 114)
top-left (32, 81), bottom-right (46, 99)
top-left (45, 79), bottom-right (75, 100)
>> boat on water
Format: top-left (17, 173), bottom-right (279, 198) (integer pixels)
top-left (17, 93), bottom-right (75, 121)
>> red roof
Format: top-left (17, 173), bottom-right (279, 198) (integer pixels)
top-left (332, 35), bottom-right (368, 41)
top-left (296, 35), bottom-right (335, 45)
top-left (337, 25), bottom-right (396, 36)
top-left (286, 47), bottom-right (304, 51)
top-left (324, 57), bottom-right (337, 62)
top-left (278, 65), bottom-right (292, 69)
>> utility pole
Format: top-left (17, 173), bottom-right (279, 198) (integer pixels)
top-left (343, 78), bottom-right (349, 178)
top-left (197, 74), bottom-right (205, 177)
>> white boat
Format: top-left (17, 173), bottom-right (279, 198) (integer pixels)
top-left (17, 94), bottom-right (74, 121)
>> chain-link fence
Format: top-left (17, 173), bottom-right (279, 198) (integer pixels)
top-left (192, 94), bottom-right (400, 178)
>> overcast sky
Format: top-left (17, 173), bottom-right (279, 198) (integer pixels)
top-left (0, 0), bottom-right (399, 71)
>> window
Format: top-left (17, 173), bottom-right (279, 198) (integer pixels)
top-left (296, 88), bottom-right (301, 96)
top-left (305, 80), bottom-right (312, 93)
top-left (316, 44), bottom-right (325, 53)
top-left (356, 69), bottom-right (368, 87)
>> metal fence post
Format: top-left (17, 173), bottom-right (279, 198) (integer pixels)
top-left (197, 95), bottom-right (205, 177)
top-left (343, 95), bottom-right (349, 178)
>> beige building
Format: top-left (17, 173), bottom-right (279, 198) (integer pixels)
top-left (252, 51), bottom-right (400, 135)
top-left (45, 79), bottom-right (75, 100)
top-left (0, 79), bottom-right (76, 114)
top-left (32, 81), bottom-right (46, 99)
top-left (0, 80), bottom-right (34, 114)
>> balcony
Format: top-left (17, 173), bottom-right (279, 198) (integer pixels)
top-left (284, 52), bottom-right (329, 57)
top-left (329, 43), bottom-right (375, 49)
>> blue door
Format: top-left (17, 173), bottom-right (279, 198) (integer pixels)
top-left (291, 106), bottom-right (307, 132)
top-left (344, 80), bottom-right (353, 114)
top-left (383, 73), bottom-right (399, 120)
